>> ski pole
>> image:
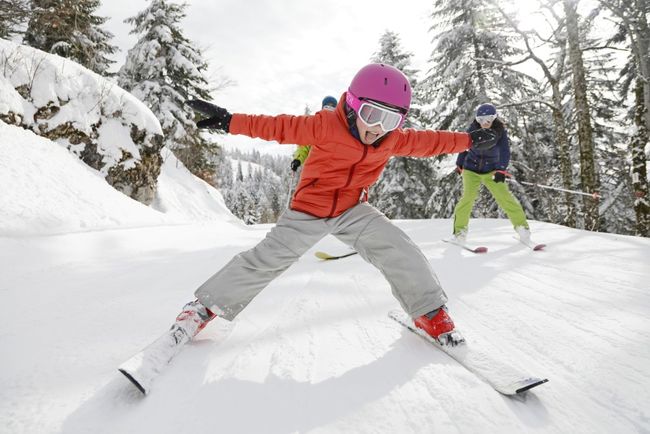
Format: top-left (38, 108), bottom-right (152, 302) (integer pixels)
top-left (508, 178), bottom-right (600, 200)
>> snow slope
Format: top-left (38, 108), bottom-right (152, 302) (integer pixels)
top-left (2, 224), bottom-right (650, 432)
top-left (152, 147), bottom-right (239, 224)
top-left (0, 121), bottom-right (236, 236)
top-left (2, 122), bottom-right (650, 434)
top-left (0, 121), bottom-right (169, 236)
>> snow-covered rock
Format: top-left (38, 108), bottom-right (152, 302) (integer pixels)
top-left (0, 39), bottom-right (163, 204)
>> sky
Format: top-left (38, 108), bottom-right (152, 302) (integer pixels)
top-left (99, 0), bottom-right (435, 116)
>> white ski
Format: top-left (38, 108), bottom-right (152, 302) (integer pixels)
top-left (514, 236), bottom-right (546, 251)
top-left (442, 238), bottom-right (488, 254)
top-left (118, 324), bottom-right (191, 395)
top-left (388, 310), bottom-right (548, 395)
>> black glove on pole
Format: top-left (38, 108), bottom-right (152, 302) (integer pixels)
top-left (290, 159), bottom-right (301, 172)
top-left (186, 99), bottom-right (232, 133)
top-left (493, 170), bottom-right (510, 183)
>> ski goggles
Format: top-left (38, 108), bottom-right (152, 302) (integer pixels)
top-left (476, 114), bottom-right (497, 124)
top-left (357, 101), bottom-right (405, 131)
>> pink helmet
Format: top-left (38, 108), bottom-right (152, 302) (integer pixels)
top-left (346, 63), bottom-right (411, 115)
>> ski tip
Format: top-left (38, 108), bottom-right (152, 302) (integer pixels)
top-left (314, 251), bottom-right (335, 260)
top-left (315, 251), bottom-right (358, 260)
top-left (515, 378), bottom-right (549, 394)
top-left (118, 368), bottom-right (148, 395)
top-left (533, 244), bottom-right (547, 251)
top-left (474, 246), bottom-right (488, 254)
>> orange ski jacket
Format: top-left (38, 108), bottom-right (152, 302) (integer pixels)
top-left (229, 93), bottom-right (471, 218)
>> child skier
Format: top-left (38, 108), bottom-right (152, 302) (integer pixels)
top-left (179, 64), bottom-right (494, 348)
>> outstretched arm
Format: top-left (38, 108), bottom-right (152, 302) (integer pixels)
top-left (392, 129), bottom-right (472, 157)
top-left (186, 99), bottom-right (326, 145)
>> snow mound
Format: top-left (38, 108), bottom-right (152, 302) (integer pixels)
top-left (152, 147), bottom-right (239, 224)
top-left (0, 121), bottom-right (171, 236)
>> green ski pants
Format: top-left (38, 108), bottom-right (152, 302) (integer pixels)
top-left (453, 169), bottom-right (528, 234)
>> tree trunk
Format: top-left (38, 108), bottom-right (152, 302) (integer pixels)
top-left (631, 79), bottom-right (650, 236)
top-left (550, 85), bottom-right (577, 227)
top-left (635, 0), bottom-right (650, 133)
top-left (563, 0), bottom-right (600, 230)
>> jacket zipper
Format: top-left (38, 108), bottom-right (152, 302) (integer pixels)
top-left (328, 145), bottom-right (369, 217)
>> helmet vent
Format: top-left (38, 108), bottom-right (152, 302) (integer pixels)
top-left (384, 78), bottom-right (388, 86)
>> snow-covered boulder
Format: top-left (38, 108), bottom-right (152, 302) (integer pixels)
top-left (0, 39), bottom-right (164, 205)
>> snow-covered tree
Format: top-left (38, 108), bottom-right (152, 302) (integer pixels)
top-left (604, 0), bottom-right (650, 236)
top-left (494, 2), bottom-right (577, 227)
top-left (23, 0), bottom-right (116, 75)
top-left (562, 0), bottom-right (600, 230)
top-left (418, 0), bottom-right (536, 130)
top-left (0, 0), bottom-right (29, 38)
top-left (216, 150), bottom-right (292, 224)
top-left (118, 0), bottom-right (218, 181)
top-left (369, 30), bottom-right (433, 219)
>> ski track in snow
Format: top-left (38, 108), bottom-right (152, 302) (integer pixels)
top-left (1, 220), bottom-right (650, 434)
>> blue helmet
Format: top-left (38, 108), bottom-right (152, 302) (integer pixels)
top-left (476, 103), bottom-right (497, 117)
top-left (322, 95), bottom-right (337, 109)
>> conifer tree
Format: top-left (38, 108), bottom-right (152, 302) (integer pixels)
top-left (23, 0), bottom-right (116, 74)
top-left (118, 0), bottom-right (217, 181)
top-left (369, 30), bottom-right (432, 218)
top-left (418, 0), bottom-right (535, 131)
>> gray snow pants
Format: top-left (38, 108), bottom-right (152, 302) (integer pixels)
top-left (195, 203), bottom-right (447, 320)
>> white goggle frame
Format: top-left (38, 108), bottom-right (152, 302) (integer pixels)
top-left (476, 114), bottom-right (497, 124)
top-left (357, 102), bottom-right (404, 132)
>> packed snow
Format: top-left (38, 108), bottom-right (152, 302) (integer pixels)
top-left (1, 119), bottom-right (649, 434)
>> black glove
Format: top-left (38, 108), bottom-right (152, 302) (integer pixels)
top-left (186, 99), bottom-right (232, 132)
top-left (290, 159), bottom-right (301, 172)
top-left (493, 170), bottom-right (509, 183)
top-left (469, 128), bottom-right (497, 150)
